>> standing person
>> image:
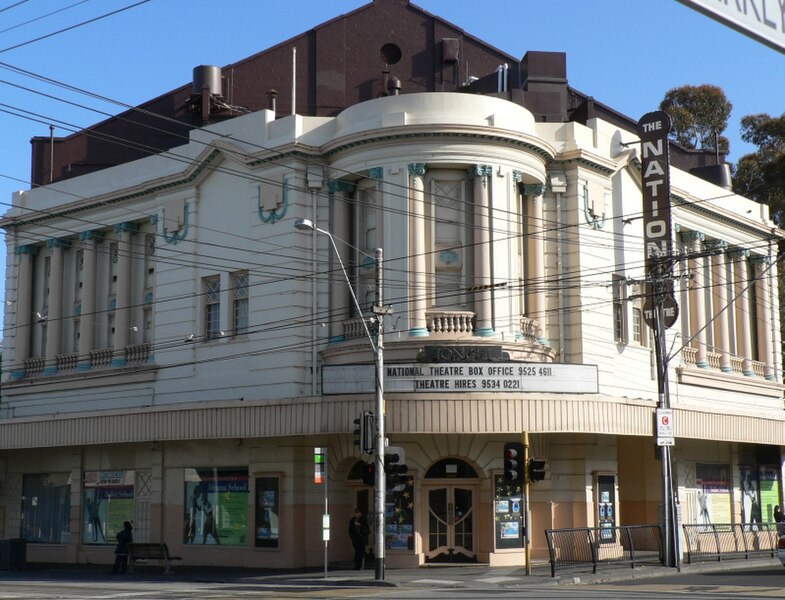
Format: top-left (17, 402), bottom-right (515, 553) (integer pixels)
top-left (348, 508), bottom-right (369, 570)
top-left (775, 505), bottom-right (785, 535)
top-left (112, 521), bottom-right (133, 574)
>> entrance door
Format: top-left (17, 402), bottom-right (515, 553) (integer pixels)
top-left (424, 484), bottom-right (476, 562)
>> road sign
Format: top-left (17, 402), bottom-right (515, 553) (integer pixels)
top-left (656, 409), bottom-right (675, 446)
top-left (643, 296), bottom-right (679, 330)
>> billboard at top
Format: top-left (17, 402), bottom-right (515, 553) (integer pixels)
top-left (677, 0), bottom-right (785, 54)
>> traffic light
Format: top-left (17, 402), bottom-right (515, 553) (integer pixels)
top-left (353, 410), bottom-right (374, 454)
top-left (385, 446), bottom-right (408, 491)
top-left (361, 462), bottom-right (376, 486)
top-left (528, 458), bottom-right (546, 482)
top-left (504, 442), bottom-right (525, 486)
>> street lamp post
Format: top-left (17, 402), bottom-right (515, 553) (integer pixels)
top-left (294, 218), bottom-right (387, 580)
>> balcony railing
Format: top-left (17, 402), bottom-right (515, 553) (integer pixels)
top-left (426, 310), bottom-right (475, 336)
top-left (682, 347), bottom-right (767, 378)
top-left (56, 353), bottom-right (79, 373)
top-left (518, 316), bottom-right (540, 342)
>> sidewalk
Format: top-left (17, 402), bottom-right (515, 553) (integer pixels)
top-left (0, 557), bottom-right (780, 591)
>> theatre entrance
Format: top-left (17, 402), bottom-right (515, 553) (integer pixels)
top-left (423, 458), bottom-right (479, 563)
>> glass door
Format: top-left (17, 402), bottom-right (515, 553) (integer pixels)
top-left (424, 484), bottom-right (476, 562)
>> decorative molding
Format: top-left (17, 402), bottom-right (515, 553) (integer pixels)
top-left (15, 244), bottom-right (38, 256)
top-left (522, 183), bottom-right (544, 197)
top-left (471, 164), bottom-right (493, 178)
top-left (79, 230), bottom-right (104, 243)
top-left (407, 163), bottom-right (426, 177)
top-left (511, 170), bottom-right (523, 183)
top-left (679, 230), bottom-right (704, 243)
top-left (328, 179), bottom-right (355, 194)
top-left (162, 203), bottom-right (190, 244)
top-left (369, 167), bottom-right (384, 180)
top-left (703, 239), bottom-right (728, 254)
top-left (727, 247), bottom-right (750, 261)
top-left (46, 238), bottom-right (71, 249)
top-left (580, 182), bottom-right (606, 230)
top-left (113, 222), bottom-right (140, 234)
top-left (750, 254), bottom-right (771, 268)
top-left (258, 178), bottom-right (289, 224)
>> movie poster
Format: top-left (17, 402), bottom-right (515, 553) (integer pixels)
top-left (82, 470), bottom-right (135, 545)
top-left (183, 468), bottom-right (248, 546)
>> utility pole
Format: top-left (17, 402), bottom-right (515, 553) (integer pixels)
top-left (371, 248), bottom-right (388, 581)
top-left (637, 110), bottom-right (679, 569)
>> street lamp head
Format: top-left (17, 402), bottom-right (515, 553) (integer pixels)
top-left (294, 218), bottom-right (315, 231)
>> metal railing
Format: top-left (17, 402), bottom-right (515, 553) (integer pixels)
top-left (545, 525), bottom-right (663, 577)
top-left (682, 522), bottom-right (779, 563)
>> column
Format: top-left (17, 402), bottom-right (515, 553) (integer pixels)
top-left (408, 163), bottom-right (429, 337)
top-left (473, 164), bottom-right (494, 337)
top-left (44, 239), bottom-right (69, 375)
top-left (77, 231), bottom-right (102, 371)
top-left (707, 241), bottom-right (731, 371)
top-left (328, 181), bottom-right (353, 343)
top-left (682, 231), bottom-right (708, 367)
top-left (112, 223), bottom-right (138, 366)
top-left (751, 255), bottom-right (775, 380)
top-left (524, 183), bottom-right (547, 344)
top-left (730, 248), bottom-right (754, 377)
top-left (12, 244), bottom-right (38, 379)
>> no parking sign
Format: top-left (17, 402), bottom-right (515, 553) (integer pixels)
top-left (656, 408), bottom-right (674, 446)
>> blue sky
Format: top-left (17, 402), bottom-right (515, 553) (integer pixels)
top-left (0, 0), bottom-right (783, 328)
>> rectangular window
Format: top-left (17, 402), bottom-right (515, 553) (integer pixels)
top-left (232, 271), bottom-right (249, 336)
top-left (632, 307), bottom-right (643, 345)
top-left (432, 178), bottom-right (465, 308)
top-left (184, 468), bottom-right (248, 546)
top-left (20, 473), bottom-right (72, 544)
top-left (612, 275), bottom-right (626, 343)
top-left (204, 276), bottom-right (220, 340)
top-left (82, 470), bottom-right (135, 545)
top-left (107, 314), bottom-right (115, 349)
top-left (255, 476), bottom-right (280, 548)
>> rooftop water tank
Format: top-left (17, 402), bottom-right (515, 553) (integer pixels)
top-left (192, 65), bottom-right (222, 97)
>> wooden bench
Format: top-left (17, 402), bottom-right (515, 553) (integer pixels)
top-left (128, 543), bottom-right (182, 574)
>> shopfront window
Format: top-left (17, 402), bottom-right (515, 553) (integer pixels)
top-left (184, 468), bottom-right (248, 545)
top-left (82, 470), bottom-right (135, 544)
top-left (255, 477), bottom-right (280, 548)
top-left (20, 473), bottom-right (72, 544)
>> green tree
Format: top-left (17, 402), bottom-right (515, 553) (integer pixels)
top-left (659, 84), bottom-right (732, 153)
top-left (734, 112), bottom-right (785, 224)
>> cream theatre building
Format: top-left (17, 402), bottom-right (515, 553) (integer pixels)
top-left (1, 0), bottom-right (783, 570)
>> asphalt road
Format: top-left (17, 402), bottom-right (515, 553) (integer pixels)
top-left (1, 562), bottom-right (784, 599)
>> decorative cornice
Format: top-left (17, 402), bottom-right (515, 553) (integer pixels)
top-left (1, 149), bottom-right (222, 230)
top-left (407, 163), bottom-right (426, 177)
